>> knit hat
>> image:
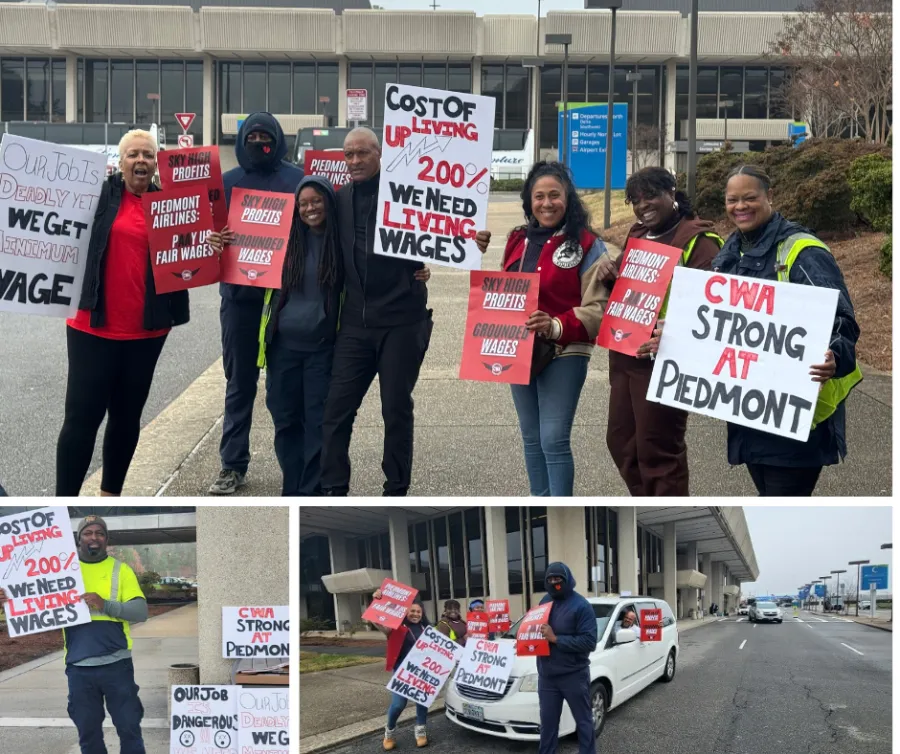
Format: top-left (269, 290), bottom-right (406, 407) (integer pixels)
top-left (77, 515), bottom-right (108, 541)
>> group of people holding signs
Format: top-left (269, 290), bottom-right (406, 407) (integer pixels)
top-left (0, 78), bottom-right (859, 497)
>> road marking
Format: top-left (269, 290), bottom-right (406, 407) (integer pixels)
top-left (795, 618), bottom-right (804, 622)
top-left (753, 622), bottom-right (757, 628)
top-left (813, 617), bottom-right (827, 622)
top-left (840, 643), bottom-right (865, 656)
top-left (718, 618), bottom-right (728, 622)
top-left (739, 640), bottom-right (747, 650)
top-left (737, 617), bottom-right (746, 622)
top-left (807, 624), bottom-right (814, 629)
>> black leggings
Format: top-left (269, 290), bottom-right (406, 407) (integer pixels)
top-left (746, 463), bottom-right (822, 497)
top-left (56, 327), bottom-right (167, 496)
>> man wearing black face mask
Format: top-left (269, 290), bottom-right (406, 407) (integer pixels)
top-left (210, 113), bottom-right (304, 495)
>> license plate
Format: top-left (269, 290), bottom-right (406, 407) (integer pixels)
top-left (462, 702), bottom-right (484, 722)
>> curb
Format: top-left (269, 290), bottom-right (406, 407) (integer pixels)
top-left (847, 619), bottom-right (892, 633)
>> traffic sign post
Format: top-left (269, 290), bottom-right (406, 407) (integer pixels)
top-left (347, 89), bottom-right (367, 127)
top-left (860, 564), bottom-right (889, 619)
top-left (175, 113), bottom-right (196, 133)
top-left (177, 134), bottom-right (194, 148)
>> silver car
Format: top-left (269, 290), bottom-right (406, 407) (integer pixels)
top-left (749, 601), bottom-right (783, 623)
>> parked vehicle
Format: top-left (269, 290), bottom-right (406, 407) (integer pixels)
top-left (749, 601), bottom-right (783, 623)
top-left (738, 605), bottom-right (749, 616)
top-left (292, 126), bottom-right (352, 167)
top-left (445, 596), bottom-right (678, 741)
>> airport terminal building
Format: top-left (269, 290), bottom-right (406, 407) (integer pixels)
top-left (1, 0), bottom-right (810, 171)
top-left (300, 506), bottom-right (760, 631)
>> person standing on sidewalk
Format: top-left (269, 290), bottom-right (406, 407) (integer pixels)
top-left (209, 112), bottom-right (304, 495)
top-left (0, 515), bottom-right (149, 754)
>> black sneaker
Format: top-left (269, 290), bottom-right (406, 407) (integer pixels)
top-left (209, 469), bottom-right (246, 495)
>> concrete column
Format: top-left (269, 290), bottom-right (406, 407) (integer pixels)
top-left (484, 506), bottom-right (509, 599)
top-left (701, 553), bottom-right (712, 614)
top-left (472, 59), bottom-right (482, 96)
top-left (329, 534), bottom-right (361, 633)
top-left (547, 507), bottom-right (587, 591)
top-left (388, 511), bottom-right (412, 585)
top-left (664, 59), bottom-right (677, 172)
top-left (617, 507), bottom-right (639, 596)
top-left (202, 55), bottom-right (214, 146)
top-left (663, 522), bottom-right (677, 617)
top-left (65, 55), bottom-right (77, 123)
top-left (338, 57), bottom-right (348, 127)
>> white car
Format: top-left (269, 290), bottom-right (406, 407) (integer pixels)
top-left (445, 596), bottom-right (678, 740)
top-left (749, 601), bottom-right (783, 623)
top-left (738, 606), bottom-right (749, 616)
top-left (860, 601), bottom-right (871, 610)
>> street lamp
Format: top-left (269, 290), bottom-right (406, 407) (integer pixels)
top-left (585, 0), bottom-right (622, 229)
top-left (831, 569), bottom-right (847, 614)
top-left (686, 0), bottom-right (699, 199)
top-left (626, 69), bottom-right (643, 175)
top-left (819, 575), bottom-right (832, 610)
top-left (811, 580), bottom-right (822, 612)
top-left (545, 33), bottom-right (573, 168)
top-left (848, 559), bottom-right (870, 617)
top-left (880, 544), bottom-right (892, 621)
top-left (522, 57), bottom-right (545, 168)
top-left (718, 99), bottom-right (735, 149)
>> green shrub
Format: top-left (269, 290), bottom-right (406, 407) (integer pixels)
top-left (300, 616), bottom-right (333, 636)
top-left (491, 178), bottom-right (524, 193)
top-left (848, 153), bottom-right (892, 233)
top-left (880, 235), bottom-right (892, 279)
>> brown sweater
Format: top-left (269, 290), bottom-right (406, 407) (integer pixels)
top-left (626, 215), bottom-right (721, 270)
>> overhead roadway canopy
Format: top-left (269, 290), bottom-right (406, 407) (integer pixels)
top-left (299, 506), bottom-right (465, 538)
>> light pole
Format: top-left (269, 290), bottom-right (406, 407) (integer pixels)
top-left (522, 57), bottom-right (545, 169)
top-left (820, 575), bottom-right (832, 610)
top-left (831, 569), bottom-right (847, 614)
top-left (546, 34), bottom-right (572, 168)
top-left (811, 580), bottom-right (822, 612)
top-left (585, 0), bottom-right (622, 229)
top-left (848, 560), bottom-right (870, 617)
top-left (718, 99), bottom-right (735, 149)
top-left (881, 544), bottom-right (892, 621)
top-left (686, 0), bottom-right (699, 199)
top-left (626, 69), bottom-right (643, 175)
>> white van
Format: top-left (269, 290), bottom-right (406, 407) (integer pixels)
top-left (445, 596), bottom-right (678, 740)
top-left (491, 129), bottom-right (534, 181)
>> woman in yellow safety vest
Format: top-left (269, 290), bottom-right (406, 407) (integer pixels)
top-left (640, 164), bottom-right (861, 496)
top-left (435, 599), bottom-right (468, 645)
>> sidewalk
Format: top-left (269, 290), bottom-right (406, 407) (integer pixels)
top-left (0, 603), bottom-right (198, 754)
top-left (299, 615), bottom-right (720, 754)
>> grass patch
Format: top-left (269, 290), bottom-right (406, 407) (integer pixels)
top-left (299, 651), bottom-right (382, 674)
top-left (582, 190), bottom-right (633, 229)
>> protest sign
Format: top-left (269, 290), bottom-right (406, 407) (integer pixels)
top-left (376, 84), bottom-right (495, 270)
top-left (640, 608), bottom-right (662, 642)
top-left (361, 578), bottom-right (418, 630)
top-left (144, 186), bottom-right (216, 294)
top-left (647, 267), bottom-right (838, 442)
top-left (596, 237), bottom-right (683, 356)
top-left (157, 145), bottom-right (227, 231)
top-left (238, 688), bottom-right (289, 754)
top-left (516, 604), bottom-right (553, 657)
top-left (0, 506), bottom-right (91, 637)
top-left (386, 624), bottom-right (463, 708)
top-left (221, 188), bottom-right (293, 288)
top-left (170, 685), bottom-right (238, 754)
top-left (0, 135), bottom-right (106, 318)
top-left (303, 150), bottom-right (351, 189)
top-left (222, 606), bottom-right (289, 659)
top-left (455, 637), bottom-right (515, 694)
top-left (487, 599), bottom-right (511, 633)
top-left (459, 271), bottom-right (540, 385)
top-left (466, 610), bottom-right (489, 639)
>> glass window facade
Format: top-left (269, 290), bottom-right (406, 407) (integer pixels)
top-left (506, 507), bottom-right (524, 596)
top-left (1, 57), bottom-right (67, 122)
top-left (586, 507), bottom-right (622, 595)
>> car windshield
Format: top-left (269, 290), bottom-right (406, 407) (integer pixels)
top-left (757, 602), bottom-right (777, 609)
top-left (501, 603), bottom-right (617, 642)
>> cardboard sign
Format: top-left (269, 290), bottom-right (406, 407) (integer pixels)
top-left (386, 624), bottom-right (463, 708)
top-left (596, 237), bottom-right (683, 356)
top-left (222, 606), bottom-right (289, 659)
top-left (0, 507), bottom-right (91, 637)
top-left (516, 603), bottom-right (553, 657)
top-left (455, 637), bottom-right (515, 694)
top-left (144, 186), bottom-right (217, 294)
top-left (238, 688), bottom-right (289, 754)
top-left (487, 599), bottom-right (511, 633)
top-left (170, 685), bottom-right (239, 754)
top-left (303, 150), bottom-right (351, 189)
top-left (640, 608), bottom-right (662, 642)
top-left (466, 610), bottom-right (489, 638)
top-left (157, 145), bottom-right (228, 231)
top-left (362, 578), bottom-right (418, 630)
top-left (459, 271), bottom-right (540, 385)
top-left (221, 188), bottom-right (294, 288)
top-left (0, 135), bottom-right (106, 318)
top-left (647, 267), bottom-right (838, 442)
top-left (376, 83), bottom-right (495, 270)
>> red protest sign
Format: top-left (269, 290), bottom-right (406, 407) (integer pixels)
top-left (516, 603), bottom-right (553, 657)
top-left (596, 237), bottom-right (683, 356)
top-left (143, 185), bottom-right (217, 294)
top-left (459, 271), bottom-right (540, 385)
top-left (466, 611), bottom-right (489, 639)
top-left (640, 608), bottom-right (663, 642)
top-left (303, 149), bottom-right (351, 189)
top-left (221, 188), bottom-right (294, 288)
top-left (157, 145), bottom-right (228, 231)
top-left (361, 579), bottom-right (418, 631)
top-left (487, 599), bottom-right (511, 633)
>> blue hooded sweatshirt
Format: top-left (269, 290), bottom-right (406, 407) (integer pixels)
top-left (221, 112), bottom-right (305, 304)
top-left (537, 562), bottom-right (598, 678)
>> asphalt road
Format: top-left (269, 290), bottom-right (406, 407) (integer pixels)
top-left (322, 615), bottom-right (891, 754)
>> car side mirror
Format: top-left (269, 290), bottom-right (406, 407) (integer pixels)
top-left (615, 629), bottom-right (638, 645)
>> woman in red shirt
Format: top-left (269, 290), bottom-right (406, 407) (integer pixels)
top-left (56, 129), bottom-right (190, 496)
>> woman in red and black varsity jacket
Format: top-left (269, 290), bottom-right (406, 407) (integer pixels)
top-left (500, 162), bottom-right (613, 496)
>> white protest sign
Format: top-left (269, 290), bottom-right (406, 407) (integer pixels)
top-left (170, 685), bottom-right (239, 754)
top-left (0, 506), bottom-right (91, 637)
top-left (455, 637), bottom-right (515, 694)
top-left (647, 267), bottom-right (838, 441)
top-left (0, 135), bottom-right (106, 317)
top-left (238, 688), bottom-right (289, 754)
top-left (222, 606), bottom-right (289, 658)
top-left (376, 84), bottom-right (495, 271)
top-left (386, 624), bottom-right (464, 708)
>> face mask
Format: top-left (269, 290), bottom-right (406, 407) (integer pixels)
top-left (247, 139), bottom-right (277, 166)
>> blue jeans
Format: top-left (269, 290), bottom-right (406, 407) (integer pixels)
top-left (510, 355), bottom-right (589, 496)
top-left (66, 658), bottom-right (145, 754)
top-left (387, 692), bottom-right (428, 728)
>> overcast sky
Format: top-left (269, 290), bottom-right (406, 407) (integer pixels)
top-left (379, 0), bottom-right (589, 12)
top-left (739, 506), bottom-right (893, 597)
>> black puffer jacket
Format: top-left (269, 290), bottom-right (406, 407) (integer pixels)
top-left (77, 173), bottom-right (190, 330)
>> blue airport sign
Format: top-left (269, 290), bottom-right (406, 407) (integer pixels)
top-left (814, 584), bottom-right (826, 597)
top-left (558, 102), bottom-right (627, 190)
top-left (861, 564), bottom-right (889, 590)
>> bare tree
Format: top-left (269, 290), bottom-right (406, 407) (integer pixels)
top-left (632, 124), bottom-right (662, 170)
top-left (770, 0), bottom-right (892, 143)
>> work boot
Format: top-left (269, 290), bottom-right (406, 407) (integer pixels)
top-left (415, 725), bottom-right (428, 748)
top-left (383, 727), bottom-right (397, 751)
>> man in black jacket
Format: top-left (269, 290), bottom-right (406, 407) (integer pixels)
top-left (320, 127), bottom-right (488, 496)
